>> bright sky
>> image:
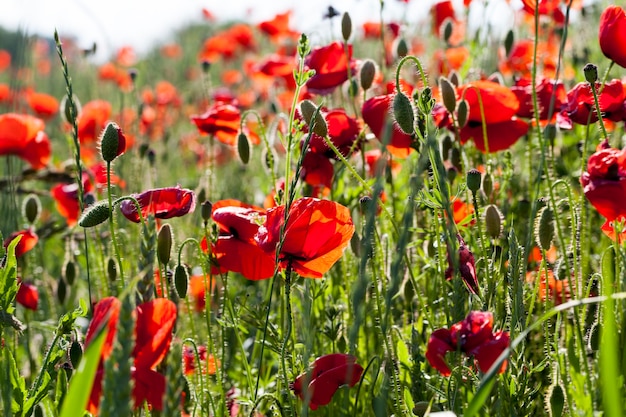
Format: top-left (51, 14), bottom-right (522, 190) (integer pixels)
top-left (0, 0), bottom-right (555, 63)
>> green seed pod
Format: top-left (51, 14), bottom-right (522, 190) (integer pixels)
top-left (237, 132), bottom-right (250, 164)
top-left (201, 200), bottom-right (213, 223)
top-left (359, 59), bottom-right (377, 91)
top-left (299, 99), bottom-right (327, 137)
top-left (64, 260), bottom-right (77, 286)
top-left (457, 99), bottom-right (469, 128)
top-left (535, 205), bottom-right (554, 251)
top-left (157, 224), bottom-right (173, 266)
top-left (504, 29), bottom-right (514, 57)
top-left (393, 92), bottom-right (415, 135)
top-left (396, 38), bottom-right (409, 58)
top-left (99, 122), bottom-right (126, 162)
top-left (484, 204), bottom-right (503, 239)
top-left (174, 264), bottom-right (189, 298)
top-left (439, 76), bottom-right (457, 115)
top-left (107, 257), bottom-right (117, 282)
top-left (341, 12), bottom-right (352, 41)
top-left (548, 384), bottom-right (565, 417)
top-left (22, 194), bottom-right (41, 224)
top-left (583, 63), bottom-right (598, 84)
top-left (466, 169), bottom-right (482, 193)
top-left (57, 278), bottom-right (67, 304)
top-left (69, 340), bottom-right (83, 369)
top-left (78, 201), bottom-right (111, 228)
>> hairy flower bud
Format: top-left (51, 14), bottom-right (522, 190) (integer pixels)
top-left (484, 204), bottom-right (503, 239)
top-left (457, 99), bottom-right (469, 128)
top-left (99, 122), bottom-right (126, 162)
top-left (359, 59), bottom-right (377, 91)
top-left (299, 99), bottom-right (328, 137)
top-left (393, 92), bottom-right (415, 135)
top-left (23, 194), bottom-right (41, 224)
top-left (174, 264), bottom-right (189, 298)
top-left (535, 205), bottom-right (554, 251)
top-left (341, 12), bottom-right (352, 41)
top-left (157, 224), bottom-right (173, 266)
top-left (237, 132), bottom-right (250, 164)
top-left (439, 76), bottom-right (457, 115)
top-left (78, 201), bottom-right (111, 228)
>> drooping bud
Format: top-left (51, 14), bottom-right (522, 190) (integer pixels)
top-left (359, 59), bottom-right (377, 91)
top-left (504, 29), bottom-right (514, 57)
top-left (69, 340), bottom-right (83, 369)
top-left (78, 201), bottom-right (111, 228)
top-left (201, 200), bottom-right (213, 223)
top-left (449, 71), bottom-right (460, 87)
top-left (99, 122), bottom-right (126, 162)
top-left (535, 205), bottom-right (554, 251)
top-left (157, 224), bottom-right (173, 266)
top-left (484, 204), bottom-right (503, 239)
top-left (441, 135), bottom-right (453, 161)
top-left (442, 18), bottom-right (454, 44)
top-left (548, 384), bottom-right (565, 417)
top-left (457, 99), bottom-right (469, 128)
top-left (466, 169), bottom-right (482, 193)
top-left (57, 278), bottom-right (67, 304)
top-left (64, 260), bottom-right (77, 286)
top-left (341, 12), bottom-right (352, 42)
top-left (583, 63), bottom-right (598, 84)
top-left (396, 38), bottom-right (409, 58)
top-left (201, 60), bottom-right (211, 73)
top-left (393, 92), bottom-right (415, 135)
top-left (237, 132), bottom-right (250, 164)
top-left (174, 264), bottom-right (189, 298)
top-left (439, 76), bottom-right (457, 114)
top-left (299, 99), bottom-right (328, 137)
top-left (22, 194), bottom-right (41, 224)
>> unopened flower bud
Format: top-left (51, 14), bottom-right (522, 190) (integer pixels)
top-left (237, 132), bottom-right (250, 164)
top-left (69, 340), bottom-right (83, 369)
top-left (549, 384), bottom-right (565, 417)
top-left (57, 277), bottom-right (67, 304)
top-left (583, 63), bottom-right (598, 84)
top-left (23, 194), bottom-right (41, 224)
top-left (99, 122), bottom-right (126, 162)
top-left (396, 38), bottom-right (409, 58)
top-left (359, 59), bottom-right (377, 91)
top-left (157, 224), bottom-right (173, 266)
top-left (442, 18), bottom-right (454, 44)
top-left (457, 99), bottom-right (469, 128)
top-left (449, 71), bottom-right (460, 87)
top-left (441, 134), bottom-right (453, 161)
top-left (482, 172), bottom-right (494, 198)
top-left (201, 60), bottom-right (211, 73)
top-left (78, 201), bottom-right (111, 228)
top-left (393, 92), bottom-right (415, 135)
top-left (484, 204), bottom-right (503, 239)
top-left (299, 99), bottom-right (328, 137)
top-left (201, 200), bottom-right (213, 222)
top-left (341, 12), bottom-right (352, 42)
top-left (60, 94), bottom-right (81, 125)
top-left (504, 29), bottom-right (514, 57)
top-left (535, 205), bottom-right (554, 251)
top-left (174, 264), bottom-right (189, 298)
top-left (64, 260), bottom-right (77, 285)
top-left (107, 257), bottom-right (117, 281)
top-left (466, 169), bottom-right (482, 193)
top-left (439, 76), bottom-right (457, 114)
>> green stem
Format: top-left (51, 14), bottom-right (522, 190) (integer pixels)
top-left (107, 161), bottom-right (125, 288)
top-left (281, 266), bottom-right (295, 417)
top-left (28, 332), bottom-right (61, 398)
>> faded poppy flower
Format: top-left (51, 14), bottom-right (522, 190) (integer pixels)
top-left (558, 79), bottom-right (625, 129)
top-left (599, 6), bottom-right (626, 68)
top-left (426, 311), bottom-right (510, 376)
top-left (84, 296), bottom-right (177, 414)
top-left (16, 280), bottom-right (39, 310)
top-left (291, 353), bottom-right (363, 410)
top-left (255, 198), bottom-right (355, 278)
top-left (209, 200), bottom-right (276, 280)
top-left (26, 91), bottom-right (59, 118)
top-left (362, 94), bottom-right (416, 158)
top-left (4, 228), bottom-right (38, 258)
top-left (77, 100), bottom-right (112, 145)
top-left (305, 41), bottom-right (353, 95)
top-left (0, 113), bottom-right (51, 169)
top-left (580, 140), bottom-right (626, 223)
top-left (119, 186), bottom-right (196, 223)
top-left (444, 234), bottom-right (479, 294)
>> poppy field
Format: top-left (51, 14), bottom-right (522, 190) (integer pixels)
top-left (2, 0), bottom-right (626, 415)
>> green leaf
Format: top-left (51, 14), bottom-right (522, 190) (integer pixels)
top-left (0, 234), bottom-right (21, 314)
top-left (465, 376), bottom-right (495, 417)
top-left (59, 326), bottom-right (108, 417)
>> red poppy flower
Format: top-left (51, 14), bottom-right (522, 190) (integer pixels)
top-left (580, 140), bottom-right (626, 222)
top-left (0, 49), bottom-right (11, 72)
top-left (362, 94), bottom-right (415, 158)
top-left (0, 113), bottom-right (50, 169)
top-left (4, 228), bottom-right (38, 258)
top-left (51, 175), bottom-right (94, 227)
top-left (84, 297), bottom-right (176, 414)
top-left (511, 77), bottom-right (566, 122)
top-left (119, 186), bottom-right (196, 223)
top-left (291, 353), bottom-right (363, 410)
top-left (558, 79), bottom-right (625, 129)
top-left (77, 100), bottom-right (112, 145)
top-left (304, 41), bottom-right (353, 95)
top-left (209, 200), bottom-right (276, 280)
top-left (520, 0), bottom-right (565, 25)
top-left (258, 11), bottom-right (297, 39)
top-left (255, 54), bottom-right (297, 89)
top-left (26, 91), bottom-right (59, 118)
top-left (431, 0), bottom-right (457, 35)
top-left (191, 102), bottom-right (259, 147)
top-left (599, 6), bottom-right (626, 68)
top-left (255, 198), bottom-right (354, 278)
top-left (301, 151), bottom-right (334, 190)
top-left (183, 345), bottom-right (219, 376)
top-left (16, 280), bottom-right (39, 310)
top-left (299, 107), bottom-right (361, 159)
top-left (426, 311), bottom-right (510, 376)
top-left (444, 234), bottom-right (479, 294)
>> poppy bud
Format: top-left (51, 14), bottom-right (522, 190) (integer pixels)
top-left (449, 147), bottom-right (461, 172)
top-left (504, 29), bottom-right (514, 57)
top-left (64, 260), bottom-right (77, 285)
top-left (482, 172), bottom-right (493, 198)
top-left (57, 278), bottom-right (67, 304)
top-left (78, 201), bottom-right (111, 228)
top-left (237, 132), bottom-right (250, 164)
top-left (442, 18), bottom-right (454, 44)
top-left (157, 224), bottom-right (173, 266)
top-left (583, 63), bottom-right (598, 84)
top-left (299, 100), bottom-right (328, 137)
top-left (359, 59), bottom-right (377, 91)
top-left (599, 6), bottom-right (626, 69)
top-left (107, 257), bottom-right (117, 282)
top-left (174, 264), bottom-right (189, 298)
top-left (441, 135), bottom-right (453, 161)
top-left (69, 340), bottom-right (83, 369)
top-left (535, 205), bottom-right (554, 251)
top-left (128, 68), bottom-right (138, 84)
top-left (22, 194), bottom-right (41, 224)
top-left (466, 169), bottom-right (481, 193)
top-left (457, 99), bottom-right (469, 128)
top-left (544, 124), bottom-right (557, 145)
top-left (341, 12), bottom-right (352, 42)
top-left (201, 60), bottom-right (211, 73)
top-left (548, 384), bottom-right (565, 417)
top-left (449, 71), bottom-right (460, 87)
top-left (99, 122), bottom-right (126, 162)
top-left (439, 76), bottom-right (457, 115)
top-left (201, 200), bottom-right (213, 222)
top-left (484, 204), bottom-right (503, 239)
top-left (396, 38), bottom-right (409, 58)
top-left (393, 92), bottom-right (415, 135)
top-left (60, 94), bottom-right (81, 125)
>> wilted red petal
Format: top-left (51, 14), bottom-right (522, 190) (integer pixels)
top-left (84, 296), bottom-right (122, 361)
top-left (119, 186), bottom-right (196, 223)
